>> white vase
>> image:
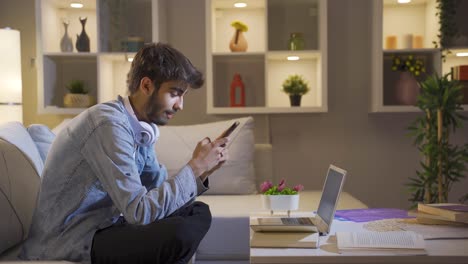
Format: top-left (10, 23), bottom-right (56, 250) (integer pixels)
top-left (261, 194), bottom-right (299, 216)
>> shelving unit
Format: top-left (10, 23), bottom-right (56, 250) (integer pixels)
top-left (371, 0), bottom-right (468, 112)
top-left (205, 0), bottom-right (327, 114)
top-left (36, 0), bottom-right (164, 114)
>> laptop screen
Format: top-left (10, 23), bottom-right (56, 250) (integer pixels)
top-left (316, 166), bottom-right (346, 228)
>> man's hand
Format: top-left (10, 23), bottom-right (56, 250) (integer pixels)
top-left (188, 137), bottom-right (229, 177)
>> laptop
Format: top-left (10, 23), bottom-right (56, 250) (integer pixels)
top-left (250, 164), bottom-right (347, 236)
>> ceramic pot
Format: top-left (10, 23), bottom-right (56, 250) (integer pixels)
top-left (289, 95), bottom-right (302, 106)
top-left (229, 30), bottom-right (248, 52)
top-left (64, 94), bottom-right (93, 108)
top-left (262, 194), bottom-right (299, 216)
top-left (394, 71), bottom-right (419, 105)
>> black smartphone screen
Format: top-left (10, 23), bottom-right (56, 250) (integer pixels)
top-left (219, 121), bottom-right (240, 138)
top-left (218, 121), bottom-right (240, 147)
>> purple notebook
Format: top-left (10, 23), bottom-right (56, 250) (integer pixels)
top-left (334, 208), bottom-right (414, 223)
top-left (435, 204), bottom-right (468, 212)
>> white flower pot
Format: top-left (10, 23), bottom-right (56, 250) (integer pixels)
top-left (261, 194), bottom-right (299, 215)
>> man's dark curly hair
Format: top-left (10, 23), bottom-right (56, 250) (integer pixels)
top-left (127, 43), bottom-right (204, 94)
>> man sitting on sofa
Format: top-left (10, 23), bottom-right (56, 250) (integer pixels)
top-left (20, 43), bottom-right (229, 264)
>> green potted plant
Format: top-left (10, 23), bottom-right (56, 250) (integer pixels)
top-left (407, 73), bottom-right (468, 207)
top-left (64, 80), bottom-right (93, 108)
top-left (282, 74), bottom-right (310, 106)
top-left (260, 179), bottom-right (304, 216)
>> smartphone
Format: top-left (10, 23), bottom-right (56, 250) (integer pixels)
top-left (218, 121), bottom-right (240, 146)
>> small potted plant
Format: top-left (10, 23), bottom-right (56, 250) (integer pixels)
top-left (63, 80), bottom-right (93, 108)
top-left (229, 20), bottom-right (248, 52)
top-left (281, 74), bottom-right (310, 106)
top-left (260, 179), bottom-right (304, 216)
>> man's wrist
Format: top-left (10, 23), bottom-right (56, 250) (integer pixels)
top-left (188, 159), bottom-right (204, 177)
top-left (199, 172), bottom-right (209, 182)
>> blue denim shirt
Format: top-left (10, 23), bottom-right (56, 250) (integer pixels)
top-left (20, 99), bottom-right (208, 263)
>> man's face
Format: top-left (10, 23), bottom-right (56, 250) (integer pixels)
top-left (144, 80), bottom-right (188, 125)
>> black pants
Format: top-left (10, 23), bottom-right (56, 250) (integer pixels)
top-left (91, 201), bottom-right (211, 264)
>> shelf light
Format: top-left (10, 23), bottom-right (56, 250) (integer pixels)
top-left (456, 52), bottom-right (468, 57)
top-left (287, 56), bottom-right (300, 61)
top-left (397, 0), bottom-right (411, 3)
top-left (234, 2), bottom-right (247, 8)
top-left (70, 2), bottom-right (84, 8)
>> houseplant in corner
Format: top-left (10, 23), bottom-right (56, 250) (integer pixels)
top-left (64, 80), bottom-right (93, 108)
top-left (282, 74), bottom-right (310, 106)
top-left (260, 179), bottom-right (304, 216)
top-left (407, 73), bottom-right (468, 206)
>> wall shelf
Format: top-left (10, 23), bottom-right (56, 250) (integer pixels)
top-left (206, 0), bottom-right (327, 114)
top-left (371, 0), bottom-right (468, 112)
top-left (36, 0), bottom-right (164, 114)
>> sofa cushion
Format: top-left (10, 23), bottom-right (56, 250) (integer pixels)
top-left (27, 124), bottom-right (55, 163)
top-left (0, 122), bottom-right (43, 255)
top-left (0, 122), bottom-right (44, 175)
top-left (156, 117), bottom-right (256, 195)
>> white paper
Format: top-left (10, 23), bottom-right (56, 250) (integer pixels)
top-left (402, 224), bottom-right (468, 240)
top-left (337, 231), bottom-right (425, 249)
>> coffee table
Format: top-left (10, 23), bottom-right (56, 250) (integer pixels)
top-left (250, 216), bottom-right (468, 263)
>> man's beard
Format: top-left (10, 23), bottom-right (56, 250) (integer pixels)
top-left (144, 91), bottom-right (168, 125)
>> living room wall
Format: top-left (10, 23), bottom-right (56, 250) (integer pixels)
top-left (1, 0), bottom-right (466, 209)
top-left (162, 0), bottom-right (468, 209)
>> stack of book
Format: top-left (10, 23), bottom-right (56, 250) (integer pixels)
top-left (410, 203), bottom-right (468, 226)
top-left (452, 65), bottom-right (468, 104)
top-left (250, 232), bottom-right (318, 248)
top-left (452, 65), bottom-right (468, 81)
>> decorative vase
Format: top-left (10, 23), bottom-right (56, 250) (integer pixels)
top-left (230, 73), bottom-right (245, 107)
top-left (229, 30), bottom-right (248, 52)
top-left (76, 17), bottom-right (90, 52)
top-left (288, 32), bottom-right (305, 51)
top-left (394, 71), bottom-right (419, 105)
top-left (262, 194), bottom-right (300, 216)
top-left (289, 95), bottom-right (302, 106)
top-left (60, 20), bottom-right (73, 52)
top-left (64, 94), bottom-right (93, 108)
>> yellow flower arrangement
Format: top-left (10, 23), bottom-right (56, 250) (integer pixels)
top-left (231, 21), bottom-right (248, 32)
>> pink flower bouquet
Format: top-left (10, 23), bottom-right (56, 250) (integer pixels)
top-left (260, 179), bottom-right (304, 195)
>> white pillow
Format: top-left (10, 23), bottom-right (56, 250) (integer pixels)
top-left (155, 117), bottom-right (256, 195)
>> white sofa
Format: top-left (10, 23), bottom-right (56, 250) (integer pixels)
top-left (0, 118), bottom-right (367, 264)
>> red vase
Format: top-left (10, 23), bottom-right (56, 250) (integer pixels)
top-left (230, 73), bottom-right (245, 107)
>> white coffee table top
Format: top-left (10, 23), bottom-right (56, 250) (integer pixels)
top-left (250, 218), bottom-right (468, 264)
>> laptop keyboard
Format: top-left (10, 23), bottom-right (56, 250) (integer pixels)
top-left (281, 217), bottom-right (313, 225)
